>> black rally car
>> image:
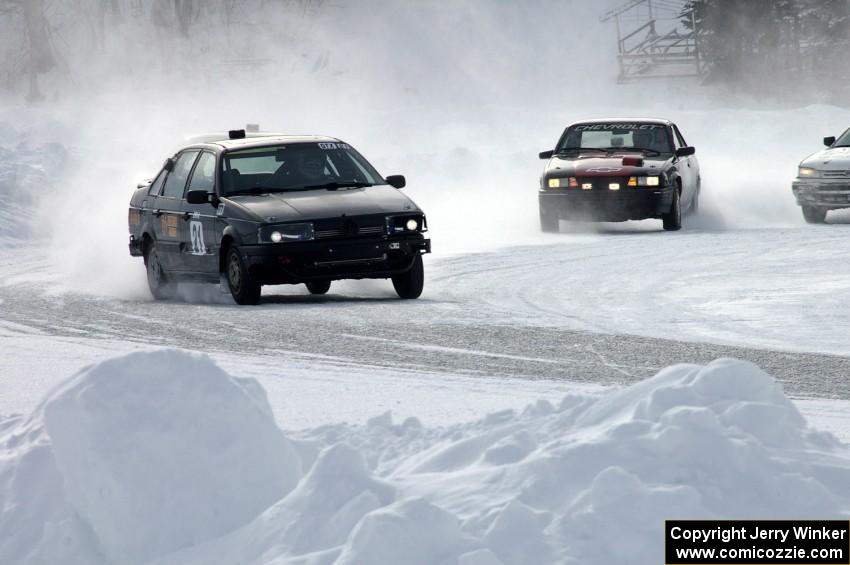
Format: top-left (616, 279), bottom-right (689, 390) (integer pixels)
top-left (538, 118), bottom-right (699, 231)
top-left (128, 131), bottom-right (430, 304)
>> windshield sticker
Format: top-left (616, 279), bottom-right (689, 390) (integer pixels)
top-left (317, 142), bottom-right (350, 150)
top-left (575, 124), bottom-right (664, 131)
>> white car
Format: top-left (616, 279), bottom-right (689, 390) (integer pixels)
top-left (792, 129), bottom-right (850, 223)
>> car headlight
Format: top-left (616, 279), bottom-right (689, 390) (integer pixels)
top-left (259, 223), bottom-right (314, 243)
top-left (630, 176), bottom-right (661, 187)
top-left (547, 177), bottom-right (578, 189)
top-left (799, 167), bottom-right (820, 178)
top-left (387, 214), bottom-right (426, 234)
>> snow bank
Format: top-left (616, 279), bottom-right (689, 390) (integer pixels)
top-left (0, 350), bottom-right (301, 565)
top-left (2, 352), bottom-right (850, 565)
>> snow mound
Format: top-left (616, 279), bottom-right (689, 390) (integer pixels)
top-left (0, 350), bottom-right (301, 565)
top-left (3, 353), bottom-right (850, 565)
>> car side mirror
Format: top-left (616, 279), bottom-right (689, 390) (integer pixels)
top-left (163, 157), bottom-right (175, 172)
top-left (539, 150), bottom-right (554, 159)
top-left (824, 136), bottom-right (836, 147)
top-left (385, 175), bottom-right (406, 189)
top-left (676, 146), bottom-right (696, 157)
top-left (186, 190), bottom-right (212, 205)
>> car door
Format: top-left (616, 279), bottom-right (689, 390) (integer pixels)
top-left (153, 149), bottom-right (200, 270)
top-left (677, 125), bottom-right (700, 193)
top-left (179, 150), bottom-right (219, 274)
top-left (671, 125), bottom-right (696, 203)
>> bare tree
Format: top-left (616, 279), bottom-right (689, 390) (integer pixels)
top-left (21, 0), bottom-right (56, 101)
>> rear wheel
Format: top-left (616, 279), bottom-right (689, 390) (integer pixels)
top-left (802, 205), bottom-right (827, 224)
top-left (392, 254), bottom-right (424, 299)
top-left (225, 246), bottom-right (261, 305)
top-left (145, 240), bottom-right (175, 300)
top-left (662, 189), bottom-right (682, 231)
top-left (305, 280), bottom-right (331, 295)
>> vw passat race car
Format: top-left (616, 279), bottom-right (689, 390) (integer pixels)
top-left (792, 128), bottom-right (850, 223)
top-left (538, 118), bottom-right (700, 231)
top-left (128, 131), bottom-right (430, 305)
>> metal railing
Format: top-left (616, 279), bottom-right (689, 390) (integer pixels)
top-left (601, 0), bottom-right (705, 82)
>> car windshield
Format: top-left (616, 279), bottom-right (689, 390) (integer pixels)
top-left (221, 142), bottom-right (385, 195)
top-left (556, 123), bottom-right (673, 155)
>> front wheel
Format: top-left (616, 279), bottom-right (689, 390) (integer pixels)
top-left (392, 254), bottom-right (424, 299)
top-left (225, 246), bottom-right (261, 305)
top-left (305, 280), bottom-right (331, 295)
top-left (802, 205), bottom-right (827, 224)
top-left (145, 240), bottom-right (175, 300)
top-left (662, 189), bottom-right (682, 231)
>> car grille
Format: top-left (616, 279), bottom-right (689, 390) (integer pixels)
top-left (575, 176), bottom-right (633, 190)
top-left (314, 225), bottom-right (384, 239)
top-left (823, 170), bottom-right (850, 178)
top-left (312, 215), bottom-right (386, 239)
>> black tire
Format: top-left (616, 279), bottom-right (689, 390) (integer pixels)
top-left (305, 280), bottom-right (331, 295)
top-left (802, 205), bottom-right (827, 224)
top-left (540, 207), bottom-right (559, 233)
top-left (662, 189), bottom-right (682, 231)
top-left (144, 240), bottom-right (175, 300)
top-left (392, 254), bottom-right (424, 299)
top-left (225, 246), bottom-right (261, 305)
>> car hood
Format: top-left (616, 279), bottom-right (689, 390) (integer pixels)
top-left (544, 154), bottom-right (672, 176)
top-left (222, 184), bottom-right (420, 222)
top-left (800, 147), bottom-right (850, 169)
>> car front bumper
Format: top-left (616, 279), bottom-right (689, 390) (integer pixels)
top-left (538, 187), bottom-right (674, 222)
top-left (129, 235), bottom-right (143, 257)
top-left (238, 233), bottom-right (431, 284)
top-left (792, 180), bottom-right (850, 209)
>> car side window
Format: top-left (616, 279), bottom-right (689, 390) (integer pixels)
top-left (162, 150), bottom-right (200, 199)
top-left (148, 170), bottom-right (167, 196)
top-left (668, 127), bottom-right (682, 150)
top-left (187, 152), bottom-right (216, 194)
top-left (673, 126), bottom-right (688, 148)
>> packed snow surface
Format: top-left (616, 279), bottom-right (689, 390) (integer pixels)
top-left (2, 350), bottom-right (849, 565)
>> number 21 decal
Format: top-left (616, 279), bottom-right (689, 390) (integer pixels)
top-left (189, 221), bottom-right (205, 255)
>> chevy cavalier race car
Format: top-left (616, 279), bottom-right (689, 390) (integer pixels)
top-left (538, 118), bottom-right (700, 231)
top-left (792, 128), bottom-right (850, 223)
top-left (128, 131), bottom-right (430, 305)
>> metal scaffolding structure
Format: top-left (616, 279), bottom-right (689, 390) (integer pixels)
top-left (600, 0), bottom-right (705, 83)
